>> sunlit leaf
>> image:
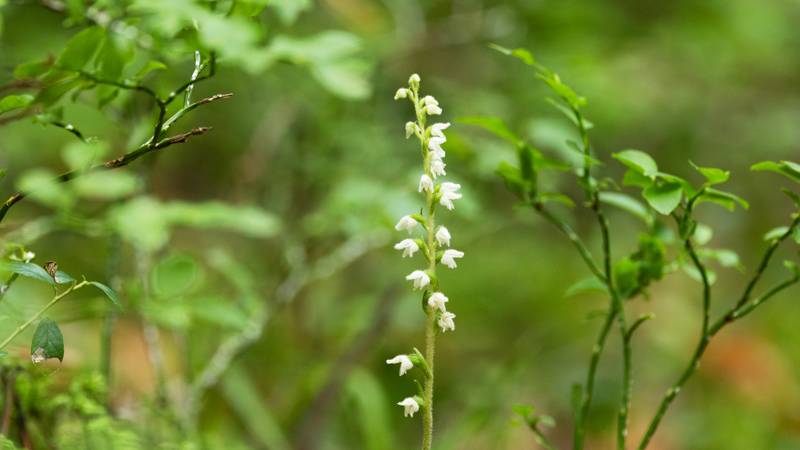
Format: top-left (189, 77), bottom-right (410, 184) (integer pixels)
top-left (643, 182), bottom-right (683, 215)
top-left (613, 150), bottom-right (658, 178)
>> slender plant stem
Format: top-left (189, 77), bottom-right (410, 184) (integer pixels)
top-left (0, 281), bottom-right (87, 351)
top-left (636, 215), bottom-right (800, 449)
top-left (411, 86), bottom-right (437, 450)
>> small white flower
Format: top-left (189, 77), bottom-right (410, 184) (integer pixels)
top-left (430, 122), bottom-right (451, 138)
top-left (398, 397), bottom-right (420, 417)
top-left (424, 104), bottom-right (443, 115)
top-left (22, 251), bottom-right (35, 263)
top-left (386, 354), bottom-right (414, 376)
top-left (406, 270), bottom-right (430, 290)
top-left (394, 88), bottom-right (408, 100)
top-left (441, 249), bottom-right (464, 269)
top-left (405, 121), bottom-right (418, 139)
top-left (439, 182), bottom-right (462, 210)
top-left (438, 311), bottom-right (456, 332)
top-left (428, 137), bottom-right (446, 159)
top-left (409, 73), bottom-right (421, 86)
top-left (428, 292), bottom-right (449, 312)
top-left (418, 174), bottom-right (434, 193)
top-left (435, 226), bottom-right (451, 247)
top-left (31, 347), bottom-right (46, 364)
top-left (395, 215), bottom-right (418, 234)
top-left (430, 158), bottom-right (446, 178)
top-left (394, 239), bottom-right (420, 258)
top-left (421, 95), bottom-right (439, 106)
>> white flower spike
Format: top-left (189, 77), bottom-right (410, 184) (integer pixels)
top-left (430, 122), bottom-right (451, 138)
top-left (435, 226), bottom-right (451, 247)
top-left (394, 239), bottom-right (420, 258)
top-left (395, 215), bottom-right (418, 234)
top-left (441, 249), bottom-right (464, 269)
top-left (394, 88), bottom-right (408, 100)
top-left (386, 355), bottom-right (414, 376)
top-left (439, 182), bottom-right (462, 210)
top-left (418, 174), bottom-right (434, 193)
top-left (406, 270), bottom-right (431, 290)
top-left (428, 292), bottom-right (449, 312)
top-left (438, 311), bottom-right (456, 332)
top-left (398, 397), bottom-right (420, 418)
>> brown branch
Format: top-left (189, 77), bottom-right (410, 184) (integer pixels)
top-left (0, 126), bottom-right (214, 224)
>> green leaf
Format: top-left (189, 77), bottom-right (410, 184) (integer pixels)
top-left (564, 277), bottom-right (608, 297)
top-left (613, 150), bottom-right (658, 178)
top-left (488, 43), bottom-right (536, 66)
top-left (598, 192), bottom-right (651, 223)
top-left (151, 254), bottom-right (199, 298)
top-left (457, 116), bottom-right (521, 145)
top-left (3, 261), bottom-right (56, 285)
top-left (690, 161), bottom-right (729, 185)
top-left (643, 182), bottom-right (683, 215)
top-left (622, 169), bottom-right (653, 189)
top-left (698, 248), bottom-right (741, 269)
top-left (268, 0), bottom-right (311, 25)
top-left (0, 94), bottom-right (34, 114)
top-left (89, 281), bottom-right (121, 307)
top-left (31, 318), bottom-right (64, 362)
top-left (13, 59), bottom-right (52, 79)
top-left (752, 161), bottom-right (800, 183)
top-left (696, 188), bottom-right (749, 211)
top-left (134, 60), bottom-right (168, 79)
top-left (539, 192), bottom-right (574, 208)
top-left (94, 35), bottom-right (125, 81)
top-left (56, 26), bottom-right (104, 71)
top-left (763, 226), bottom-right (789, 241)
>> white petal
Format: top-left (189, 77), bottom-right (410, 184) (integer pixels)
top-left (394, 88), bottom-right (408, 100)
top-left (435, 226), bottom-right (451, 246)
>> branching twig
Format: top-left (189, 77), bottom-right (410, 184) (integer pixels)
top-left (636, 214), bottom-right (800, 449)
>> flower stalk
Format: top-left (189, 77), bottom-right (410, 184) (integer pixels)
top-left (390, 74), bottom-right (462, 450)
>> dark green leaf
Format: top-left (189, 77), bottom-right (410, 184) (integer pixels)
top-left (56, 26), bottom-right (104, 71)
top-left (30, 318), bottom-right (64, 362)
top-left (89, 281), bottom-right (121, 307)
top-left (643, 182), bottom-right (683, 215)
top-left (95, 35), bottom-right (125, 81)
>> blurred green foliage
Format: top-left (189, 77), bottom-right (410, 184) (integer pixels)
top-left (0, 1), bottom-right (799, 449)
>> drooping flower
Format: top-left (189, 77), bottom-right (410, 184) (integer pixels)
top-left (435, 226), bottom-right (451, 247)
top-left (418, 174), bottom-right (434, 193)
top-left (386, 354), bottom-right (414, 376)
top-left (405, 121), bottom-right (418, 139)
top-left (406, 270), bottom-right (430, 290)
top-left (395, 215), bottom-right (418, 233)
top-left (427, 292), bottom-right (449, 312)
top-left (421, 95), bottom-right (439, 107)
top-left (439, 182), bottom-right (462, 210)
top-left (441, 249), bottom-right (464, 269)
top-left (438, 311), bottom-right (456, 332)
top-left (428, 137), bottom-right (446, 159)
top-left (430, 158), bottom-right (446, 178)
top-left (398, 397), bottom-right (420, 417)
top-left (394, 239), bottom-right (420, 258)
top-left (430, 122), bottom-right (451, 138)
top-left (424, 103), bottom-right (443, 115)
top-left (394, 88), bottom-right (408, 100)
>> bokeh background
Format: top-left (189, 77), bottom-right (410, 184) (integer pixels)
top-left (1, 1), bottom-right (800, 449)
